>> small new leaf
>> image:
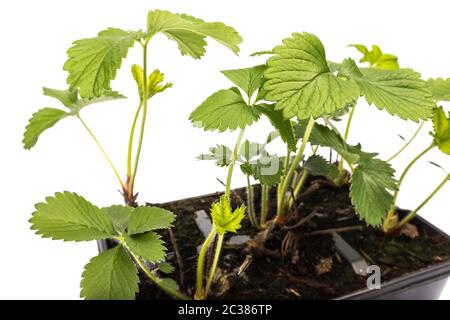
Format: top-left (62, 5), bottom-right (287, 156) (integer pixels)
top-left (132, 65), bottom-right (172, 100)
top-left (432, 107), bottom-right (450, 155)
top-left (211, 195), bottom-right (245, 235)
top-left (221, 65), bottom-right (266, 99)
top-left (427, 78), bottom-right (450, 102)
top-left (30, 192), bottom-right (116, 241)
top-left (127, 206), bottom-right (175, 235)
top-left (64, 28), bottom-right (139, 98)
top-left (264, 32), bottom-right (359, 119)
top-left (147, 10), bottom-right (242, 59)
top-left (304, 155), bottom-right (339, 181)
top-left (80, 246), bottom-right (139, 300)
top-left (349, 44), bottom-right (399, 70)
top-left (241, 154), bottom-right (284, 187)
top-left (124, 232), bottom-right (167, 263)
top-left (189, 87), bottom-right (259, 132)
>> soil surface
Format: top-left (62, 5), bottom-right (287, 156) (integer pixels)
top-left (116, 178), bottom-right (450, 300)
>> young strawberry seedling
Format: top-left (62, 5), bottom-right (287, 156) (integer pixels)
top-left (25, 9), bottom-right (242, 300)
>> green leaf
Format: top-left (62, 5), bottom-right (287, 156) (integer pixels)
top-left (158, 262), bottom-right (175, 274)
top-left (304, 155), bottom-right (339, 180)
top-left (350, 157), bottom-right (397, 226)
top-left (254, 103), bottom-right (296, 151)
top-left (211, 195), bottom-right (245, 235)
top-left (147, 10), bottom-right (242, 59)
top-left (64, 28), bottom-right (138, 98)
top-left (432, 107), bottom-right (450, 155)
top-left (124, 232), bottom-right (166, 263)
top-left (103, 205), bottom-right (131, 233)
top-left (23, 108), bottom-right (69, 150)
top-left (159, 278), bottom-right (179, 291)
top-left (42, 87), bottom-right (78, 107)
top-left (240, 154), bottom-right (284, 186)
top-left (197, 144), bottom-right (233, 167)
top-left (80, 246), bottom-right (138, 300)
top-left (264, 32), bottom-right (359, 119)
top-left (356, 67), bottom-right (435, 121)
top-left (189, 87), bottom-right (259, 132)
top-left (132, 65), bottom-right (172, 100)
top-left (221, 65), bottom-right (266, 99)
top-left (427, 78), bottom-right (450, 102)
top-left (127, 206), bottom-right (175, 235)
top-left (349, 44), bottom-right (399, 70)
top-left (30, 192), bottom-right (115, 241)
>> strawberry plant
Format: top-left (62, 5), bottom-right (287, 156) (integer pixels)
top-left (25, 9), bottom-right (242, 300)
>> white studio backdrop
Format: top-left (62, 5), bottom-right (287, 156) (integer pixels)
top-left (0, 0), bottom-right (449, 299)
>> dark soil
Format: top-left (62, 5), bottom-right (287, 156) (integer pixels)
top-left (122, 178), bottom-right (450, 300)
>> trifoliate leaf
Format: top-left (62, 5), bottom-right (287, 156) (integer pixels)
top-left (103, 205), bottom-right (131, 233)
top-left (124, 232), bottom-right (166, 263)
top-left (189, 87), bottom-right (259, 132)
top-left (349, 44), bottom-right (399, 70)
top-left (30, 192), bottom-right (115, 241)
top-left (432, 107), bottom-right (450, 155)
top-left (240, 154), bottom-right (284, 187)
top-left (23, 108), bottom-right (69, 150)
top-left (254, 103), bottom-right (296, 151)
top-left (80, 246), bottom-right (138, 300)
top-left (211, 195), bottom-right (245, 235)
top-left (64, 28), bottom-right (139, 98)
top-left (221, 65), bottom-right (266, 99)
top-left (132, 65), bottom-right (172, 100)
top-left (197, 144), bottom-right (233, 167)
top-left (427, 78), bottom-right (450, 102)
top-left (350, 157), bottom-right (397, 226)
top-left (264, 32), bottom-right (359, 119)
top-left (127, 206), bottom-right (175, 235)
top-left (158, 262), bottom-right (175, 274)
top-left (147, 10), bottom-right (242, 59)
top-left (356, 68), bottom-right (435, 121)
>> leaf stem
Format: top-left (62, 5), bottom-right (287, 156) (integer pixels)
top-left (276, 116), bottom-right (315, 222)
top-left (288, 169), bottom-right (308, 210)
top-left (338, 104), bottom-right (357, 174)
top-left (260, 184), bottom-right (269, 226)
top-left (195, 227), bottom-right (217, 299)
top-left (77, 115), bottom-right (124, 190)
top-left (128, 249), bottom-right (189, 300)
top-left (127, 102), bottom-right (142, 178)
top-left (387, 121), bottom-right (424, 162)
top-left (383, 143), bottom-right (435, 231)
top-left (246, 175), bottom-right (258, 228)
top-left (225, 129), bottom-right (245, 197)
top-left (278, 147), bottom-right (291, 198)
top-left (397, 173), bottom-right (450, 228)
top-left (205, 233), bottom-right (224, 297)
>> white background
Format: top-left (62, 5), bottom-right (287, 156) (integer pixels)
top-left (0, 0), bottom-right (449, 299)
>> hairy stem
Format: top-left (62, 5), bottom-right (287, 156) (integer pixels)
top-left (338, 104), bottom-right (357, 174)
top-left (278, 147), bottom-right (291, 198)
top-left (387, 121), bottom-right (424, 162)
top-left (205, 233), bottom-right (225, 297)
top-left (398, 174), bottom-right (450, 228)
top-left (225, 129), bottom-right (245, 197)
top-left (195, 228), bottom-right (217, 299)
top-left (246, 175), bottom-right (258, 228)
top-left (260, 184), bottom-right (269, 226)
top-left (383, 143), bottom-right (435, 231)
top-left (77, 115), bottom-right (124, 190)
top-left (277, 116), bottom-right (315, 222)
top-left (288, 169), bottom-right (308, 210)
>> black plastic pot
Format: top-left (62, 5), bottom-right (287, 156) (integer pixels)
top-left (98, 190), bottom-right (450, 300)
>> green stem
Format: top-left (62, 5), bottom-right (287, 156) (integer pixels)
top-left (278, 147), bottom-right (291, 198)
top-left (277, 116), bottom-right (315, 220)
top-left (127, 102), bottom-right (143, 178)
top-left (288, 169), bottom-right (308, 210)
top-left (225, 129), bottom-right (245, 197)
top-left (195, 228), bottom-right (217, 299)
top-left (387, 121), bottom-right (424, 162)
top-left (338, 104), bottom-right (357, 174)
top-left (260, 184), bottom-right (269, 226)
top-left (205, 233), bottom-right (225, 297)
top-left (77, 115), bottom-right (124, 190)
top-left (398, 174), bottom-right (450, 228)
top-left (129, 39), bottom-right (151, 197)
top-left (383, 143), bottom-right (435, 231)
top-left (246, 175), bottom-right (258, 228)
top-left (129, 249), bottom-right (189, 300)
